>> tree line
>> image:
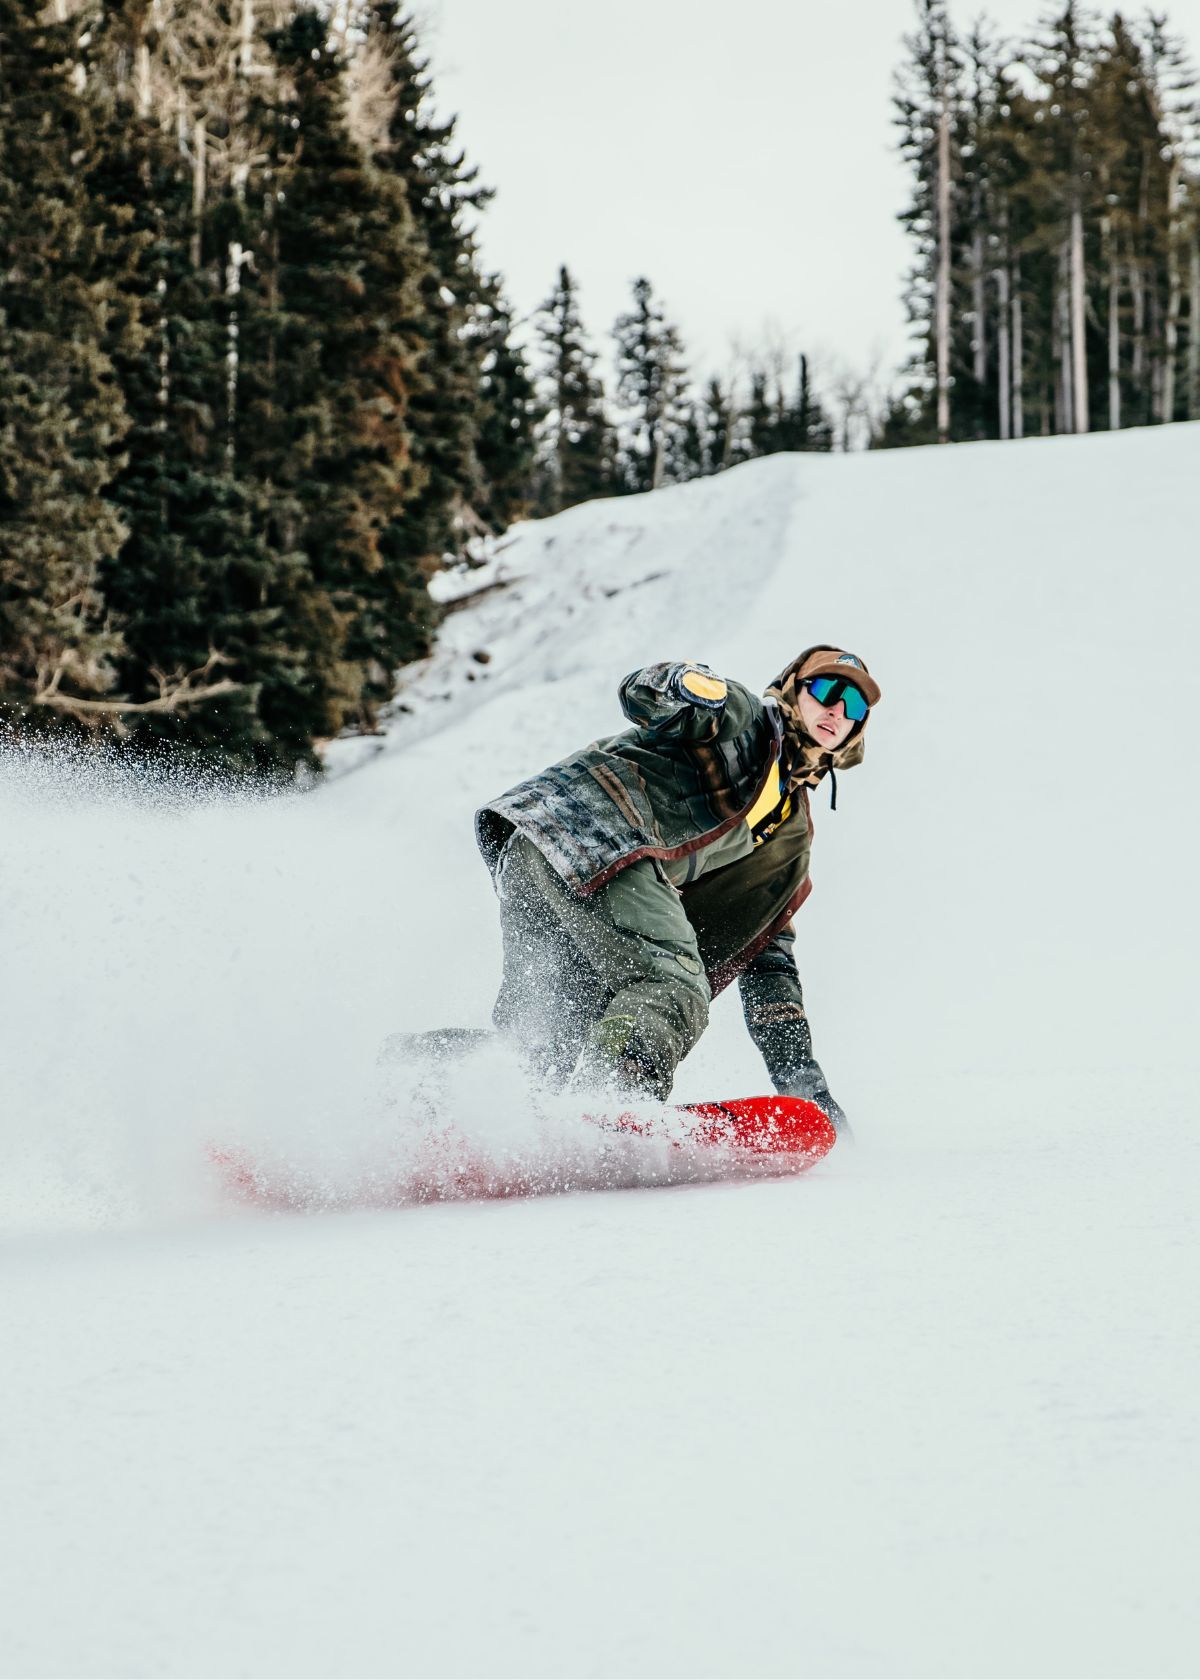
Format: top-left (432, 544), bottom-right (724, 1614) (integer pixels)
top-left (884, 0), bottom-right (1200, 444)
top-left (0, 0), bottom-right (547, 773)
top-left (0, 0), bottom-right (833, 774)
top-left (6, 0), bottom-right (1197, 776)
top-left (531, 267), bottom-right (833, 513)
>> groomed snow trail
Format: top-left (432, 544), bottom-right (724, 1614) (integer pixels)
top-left (2, 429), bottom-right (1198, 1679)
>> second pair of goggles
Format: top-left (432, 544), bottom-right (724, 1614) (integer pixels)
top-left (675, 664), bottom-right (728, 710)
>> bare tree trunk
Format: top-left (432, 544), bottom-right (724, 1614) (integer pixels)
top-left (1070, 200), bottom-right (1088, 432)
top-left (1163, 162), bottom-right (1182, 424)
top-left (1131, 146), bottom-right (1150, 407)
top-left (1012, 260), bottom-right (1024, 439)
top-left (1105, 218), bottom-right (1121, 431)
top-left (225, 245), bottom-right (242, 467)
top-left (190, 115), bottom-right (207, 269)
top-left (225, 144), bottom-right (249, 470)
top-left (240, 0), bottom-right (256, 75)
top-left (1055, 246), bottom-right (1073, 434)
top-left (135, 39), bottom-right (152, 116)
top-left (1189, 229), bottom-right (1200, 422)
top-left (996, 264), bottom-right (1010, 440)
top-left (651, 419), bottom-right (665, 491)
top-left (972, 229), bottom-right (987, 389)
top-left (936, 104), bottom-right (952, 444)
top-left (1130, 248), bottom-right (1145, 390)
top-left (157, 275), bottom-right (169, 429)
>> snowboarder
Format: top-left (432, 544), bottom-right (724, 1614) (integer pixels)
top-left (474, 645), bottom-right (880, 1130)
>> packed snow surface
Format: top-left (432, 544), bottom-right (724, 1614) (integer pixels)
top-left (3, 427), bottom-right (1199, 1678)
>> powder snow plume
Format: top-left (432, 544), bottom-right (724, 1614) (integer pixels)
top-left (0, 745), bottom-right (413, 1233)
top-left (0, 745), bottom-right (807, 1234)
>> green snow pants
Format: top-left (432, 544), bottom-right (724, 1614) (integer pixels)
top-left (491, 832), bottom-right (710, 1098)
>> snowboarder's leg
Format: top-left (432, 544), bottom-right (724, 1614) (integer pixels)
top-left (492, 835), bottom-right (603, 1087)
top-left (571, 856), bottom-right (709, 1099)
top-left (491, 834), bottom-right (708, 1100)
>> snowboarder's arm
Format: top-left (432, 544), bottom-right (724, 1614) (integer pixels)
top-left (738, 928), bottom-right (849, 1132)
top-left (738, 926), bottom-right (812, 1082)
top-left (618, 662), bottom-right (729, 741)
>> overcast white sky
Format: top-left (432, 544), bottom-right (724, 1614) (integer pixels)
top-left (422, 0), bottom-right (1200, 393)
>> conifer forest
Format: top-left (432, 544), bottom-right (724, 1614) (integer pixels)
top-left (1, 0), bottom-right (1197, 773)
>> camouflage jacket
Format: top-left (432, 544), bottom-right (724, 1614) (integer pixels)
top-left (475, 662), bottom-right (817, 995)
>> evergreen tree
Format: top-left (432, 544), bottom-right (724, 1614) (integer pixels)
top-left (473, 279), bottom-right (540, 530)
top-left (890, 1), bottom-right (1200, 446)
top-left (87, 0), bottom-right (293, 768)
top-left (1138, 14), bottom-right (1198, 424)
top-left (778, 355), bottom-right (835, 451)
top-left (894, 0), bottom-right (963, 442)
top-left (237, 7), bottom-right (432, 748)
top-left (612, 277), bottom-right (691, 493)
top-left (533, 265), bottom-right (614, 513)
top-left (1022, 5), bottom-right (1104, 434)
top-left (360, 3), bottom-right (494, 562)
top-left (742, 369), bottom-right (779, 459)
top-left (738, 355), bottom-right (834, 457)
top-left (1085, 13), bottom-right (1161, 429)
top-left (0, 1), bottom-right (130, 726)
top-left (700, 377), bottom-right (735, 472)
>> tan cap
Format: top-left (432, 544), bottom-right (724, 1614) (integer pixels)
top-left (793, 646), bottom-right (881, 708)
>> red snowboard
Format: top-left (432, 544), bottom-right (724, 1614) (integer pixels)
top-left (601, 1095), bottom-right (836, 1156)
top-left (211, 1095), bottom-right (836, 1211)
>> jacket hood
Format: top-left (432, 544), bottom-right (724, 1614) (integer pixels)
top-left (765, 643), bottom-right (881, 788)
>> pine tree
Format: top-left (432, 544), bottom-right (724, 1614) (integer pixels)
top-left (1139, 14), bottom-right (1198, 424)
top-left (1088, 15), bottom-right (1163, 429)
top-left (359, 3), bottom-right (494, 563)
top-left (700, 377), bottom-right (735, 472)
top-left (742, 368), bottom-right (779, 459)
top-left (890, 3), bottom-right (1200, 446)
top-left (612, 277), bottom-right (691, 494)
top-left (533, 265), bottom-right (613, 513)
top-left (1023, 5), bottom-right (1104, 434)
top-left (778, 355), bottom-right (835, 451)
top-left (0, 1), bottom-right (131, 728)
top-left (236, 6), bottom-right (432, 749)
top-left (86, 0), bottom-right (291, 768)
top-left (737, 354), bottom-right (834, 457)
top-left (473, 278), bottom-right (540, 530)
top-left (894, 0), bottom-right (963, 443)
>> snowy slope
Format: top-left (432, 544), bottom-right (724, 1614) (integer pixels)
top-left (3, 427), bottom-right (1199, 1678)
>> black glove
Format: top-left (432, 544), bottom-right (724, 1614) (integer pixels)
top-left (778, 1057), bottom-right (851, 1139)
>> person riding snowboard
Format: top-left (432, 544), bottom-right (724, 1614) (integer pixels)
top-left (474, 645), bottom-right (880, 1131)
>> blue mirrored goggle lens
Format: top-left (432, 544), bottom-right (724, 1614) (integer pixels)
top-left (841, 684), bottom-right (869, 722)
top-left (806, 676), bottom-right (869, 722)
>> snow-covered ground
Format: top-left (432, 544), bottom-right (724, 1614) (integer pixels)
top-left (3, 427), bottom-right (1199, 1678)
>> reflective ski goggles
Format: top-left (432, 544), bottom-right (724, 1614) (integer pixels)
top-left (803, 675), bottom-right (871, 722)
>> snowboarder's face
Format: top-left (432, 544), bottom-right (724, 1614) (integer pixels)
top-left (797, 682), bottom-right (858, 750)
